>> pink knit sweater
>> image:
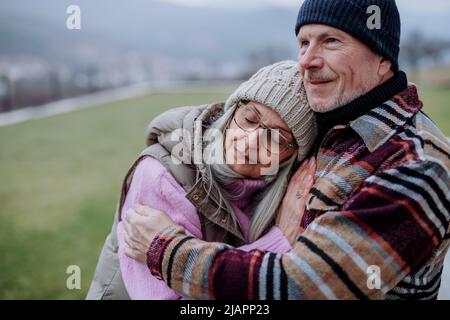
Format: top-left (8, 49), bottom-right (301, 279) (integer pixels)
top-left (117, 157), bottom-right (291, 300)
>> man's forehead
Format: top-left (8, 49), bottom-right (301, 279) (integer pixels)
top-left (298, 24), bottom-right (348, 38)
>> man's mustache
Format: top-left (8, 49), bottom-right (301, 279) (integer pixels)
top-left (304, 72), bottom-right (336, 82)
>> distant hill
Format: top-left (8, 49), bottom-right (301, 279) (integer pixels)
top-left (0, 0), bottom-right (299, 64)
top-left (1, 0), bottom-right (449, 68)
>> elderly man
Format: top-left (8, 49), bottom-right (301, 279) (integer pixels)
top-left (124, 0), bottom-right (450, 299)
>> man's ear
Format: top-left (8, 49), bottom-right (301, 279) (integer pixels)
top-left (378, 58), bottom-right (393, 77)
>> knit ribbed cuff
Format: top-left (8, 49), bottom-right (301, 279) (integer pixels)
top-left (146, 225), bottom-right (187, 280)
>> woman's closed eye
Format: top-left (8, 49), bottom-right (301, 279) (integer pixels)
top-left (244, 117), bottom-right (258, 125)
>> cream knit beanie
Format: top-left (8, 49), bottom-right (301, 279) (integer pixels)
top-left (225, 60), bottom-right (317, 161)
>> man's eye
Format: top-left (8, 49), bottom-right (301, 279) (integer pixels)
top-left (300, 40), bottom-right (309, 47)
top-left (325, 37), bottom-right (339, 44)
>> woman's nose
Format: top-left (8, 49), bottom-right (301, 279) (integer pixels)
top-left (247, 129), bottom-right (260, 146)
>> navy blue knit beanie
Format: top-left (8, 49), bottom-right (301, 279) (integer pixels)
top-left (295, 0), bottom-right (401, 70)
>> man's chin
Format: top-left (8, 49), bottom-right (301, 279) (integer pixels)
top-left (309, 99), bottom-right (340, 113)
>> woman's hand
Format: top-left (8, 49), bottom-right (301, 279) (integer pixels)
top-left (123, 204), bottom-right (175, 262)
top-left (275, 157), bottom-right (316, 245)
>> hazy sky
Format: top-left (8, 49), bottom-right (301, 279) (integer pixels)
top-left (162, 0), bottom-right (450, 14)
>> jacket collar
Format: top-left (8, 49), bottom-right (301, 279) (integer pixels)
top-left (186, 179), bottom-right (246, 241)
top-left (316, 71), bottom-right (409, 132)
top-left (350, 83), bottom-right (423, 152)
top-left (315, 71), bottom-right (424, 153)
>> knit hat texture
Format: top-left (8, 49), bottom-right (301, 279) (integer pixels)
top-left (225, 60), bottom-right (317, 161)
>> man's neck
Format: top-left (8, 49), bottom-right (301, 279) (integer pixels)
top-left (316, 70), bottom-right (408, 132)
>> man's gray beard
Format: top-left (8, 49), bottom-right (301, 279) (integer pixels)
top-left (310, 86), bottom-right (374, 113)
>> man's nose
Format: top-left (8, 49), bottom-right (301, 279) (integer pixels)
top-left (298, 46), bottom-right (324, 72)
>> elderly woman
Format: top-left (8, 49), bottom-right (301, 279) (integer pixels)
top-left (87, 61), bottom-right (317, 299)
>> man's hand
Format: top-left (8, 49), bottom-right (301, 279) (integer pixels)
top-left (123, 204), bottom-right (175, 262)
top-left (275, 157), bottom-right (316, 245)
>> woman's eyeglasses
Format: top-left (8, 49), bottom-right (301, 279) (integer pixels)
top-left (232, 101), bottom-right (298, 155)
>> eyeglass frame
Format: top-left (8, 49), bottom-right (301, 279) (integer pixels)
top-left (231, 101), bottom-right (298, 154)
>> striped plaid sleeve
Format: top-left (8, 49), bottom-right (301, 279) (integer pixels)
top-left (147, 160), bottom-right (449, 300)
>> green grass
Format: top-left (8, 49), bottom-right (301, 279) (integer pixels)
top-left (0, 86), bottom-right (448, 299)
top-left (0, 89), bottom-right (231, 299)
top-left (419, 87), bottom-right (450, 135)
